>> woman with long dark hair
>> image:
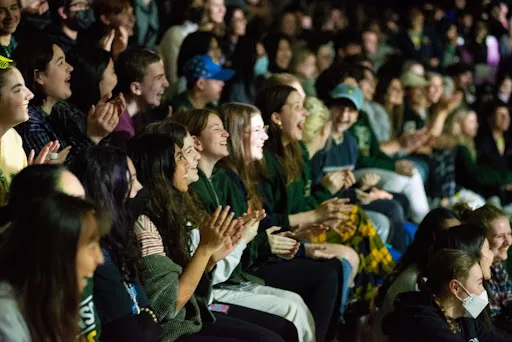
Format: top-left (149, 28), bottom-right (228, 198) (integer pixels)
top-left (69, 146), bottom-right (160, 341)
top-left (222, 5), bottom-right (246, 65)
top-left (0, 193), bottom-right (107, 340)
top-left (375, 208), bottom-right (461, 317)
top-left (174, 31), bottom-right (223, 95)
top-left (13, 36), bottom-right (123, 159)
top-left (263, 33), bottom-right (293, 74)
top-left (128, 127), bottom-right (285, 341)
top-left (68, 47), bottom-right (119, 116)
top-left (3, 164), bottom-right (105, 341)
top-left (221, 33), bottom-right (267, 104)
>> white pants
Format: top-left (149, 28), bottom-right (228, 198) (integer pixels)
top-left (354, 168), bottom-right (430, 224)
top-left (213, 284), bottom-right (316, 342)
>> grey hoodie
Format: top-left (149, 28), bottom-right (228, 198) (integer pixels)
top-left (0, 282), bottom-right (30, 341)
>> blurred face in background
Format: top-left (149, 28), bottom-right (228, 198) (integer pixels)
top-left (427, 75), bottom-right (443, 104)
top-left (231, 8), bottom-right (246, 37)
top-left (316, 44), bottom-right (334, 73)
top-left (362, 31), bottom-right (379, 55)
top-left (281, 12), bottom-right (297, 37)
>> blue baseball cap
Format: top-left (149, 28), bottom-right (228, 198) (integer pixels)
top-left (329, 83), bottom-right (364, 110)
top-left (183, 55), bottom-right (235, 84)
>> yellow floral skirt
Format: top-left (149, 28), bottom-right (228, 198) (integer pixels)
top-left (311, 205), bottom-right (395, 306)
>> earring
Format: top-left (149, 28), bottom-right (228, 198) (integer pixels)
top-left (277, 121), bottom-right (283, 129)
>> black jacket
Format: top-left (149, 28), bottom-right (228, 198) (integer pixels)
top-left (383, 291), bottom-right (510, 342)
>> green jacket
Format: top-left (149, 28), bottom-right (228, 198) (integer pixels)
top-left (348, 113), bottom-right (397, 171)
top-left (140, 254), bottom-right (214, 342)
top-left (191, 167), bottom-right (270, 278)
top-left (261, 141), bottom-right (332, 217)
top-left (455, 144), bottom-right (512, 195)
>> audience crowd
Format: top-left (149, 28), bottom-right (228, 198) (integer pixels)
top-left (3, 0), bottom-right (512, 341)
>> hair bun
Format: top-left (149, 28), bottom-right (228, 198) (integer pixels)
top-left (452, 202), bottom-right (473, 222)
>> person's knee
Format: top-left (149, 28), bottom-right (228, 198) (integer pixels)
top-left (322, 243), bottom-right (360, 271)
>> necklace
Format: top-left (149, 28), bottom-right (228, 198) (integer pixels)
top-left (123, 281), bottom-right (158, 323)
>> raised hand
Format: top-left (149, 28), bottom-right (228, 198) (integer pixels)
top-left (198, 206), bottom-right (237, 253)
top-left (112, 26), bottom-right (129, 59)
top-left (87, 95), bottom-right (121, 144)
top-left (27, 141), bottom-right (71, 165)
top-left (240, 209), bottom-right (266, 243)
top-left (210, 218), bottom-right (245, 265)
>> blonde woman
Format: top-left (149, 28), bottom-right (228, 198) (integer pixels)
top-left (450, 108), bottom-right (512, 206)
top-left (304, 97), bottom-right (408, 254)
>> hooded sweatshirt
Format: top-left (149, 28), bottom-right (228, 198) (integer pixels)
top-left (383, 291), bottom-right (510, 342)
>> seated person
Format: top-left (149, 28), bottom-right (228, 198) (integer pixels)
top-left (111, 47), bottom-right (169, 149)
top-left (13, 37), bottom-right (121, 161)
top-left (6, 164), bottom-right (103, 340)
top-left (384, 249), bottom-right (509, 341)
top-left (171, 54), bottom-right (233, 111)
top-left (127, 129), bottom-right (290, 342)
top-left (46, 0), bottom-right (95, 54)
top-left (69, 146), bottom-right (160, 341)
top-left (0, 0), bottom-right (20, 57)
top-left (461, 204), bottom-right (512, 334)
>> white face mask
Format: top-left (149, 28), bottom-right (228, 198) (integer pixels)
top-left (456, 281), bottom-right (489, 319)
top-left (498, 92), bottom-right (510, 104)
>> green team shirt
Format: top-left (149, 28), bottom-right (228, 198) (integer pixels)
top-left (78, 278), bottom-right (101, 342)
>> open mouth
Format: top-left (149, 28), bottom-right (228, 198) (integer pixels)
top-left (220, 141), bottom-right (228, 146)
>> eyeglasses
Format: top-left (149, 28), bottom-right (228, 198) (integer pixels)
top-left (245, 125), bottom-right (269, 135)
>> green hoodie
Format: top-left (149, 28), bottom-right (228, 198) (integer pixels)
top-left (348, 112), bottom-right (397, 171)
top-left (191, 167), bottom-right (269, 278)
top-left (261, 141), bottom-right (333, 217)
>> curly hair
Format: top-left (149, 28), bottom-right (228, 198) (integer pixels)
top-left (128, 128), bottom-right (192, 267)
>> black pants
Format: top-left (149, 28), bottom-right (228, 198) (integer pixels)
top-left (252, 258), bottom-right (341, 342)
top-left (177, 311), bottom-right (286, 342)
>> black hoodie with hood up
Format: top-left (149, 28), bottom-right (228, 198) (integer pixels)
top-left (383, 291), bottom-right (510, 342)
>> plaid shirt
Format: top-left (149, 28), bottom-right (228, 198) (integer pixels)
top-left (488, 262), bottom-right (512, 318)
top-left (15, 101), bottom-right (95, 160)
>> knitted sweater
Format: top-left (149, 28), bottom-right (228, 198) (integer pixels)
top-left (135, 215), bottom-right (214, 341)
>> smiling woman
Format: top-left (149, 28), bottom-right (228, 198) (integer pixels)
top-left (0, 192), bottom-right (108, 341)
top-left (459, 204), bottom-right (512, 334)
top-left (0, 0), bottom-right (20, 58)
top-left (0, 63), bottom-right (34, 206)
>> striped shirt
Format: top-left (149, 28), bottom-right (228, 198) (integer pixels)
top-left (134, 215), bottom-right (166, 257)
top-left (15, 102), bottom-right (96, 160)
